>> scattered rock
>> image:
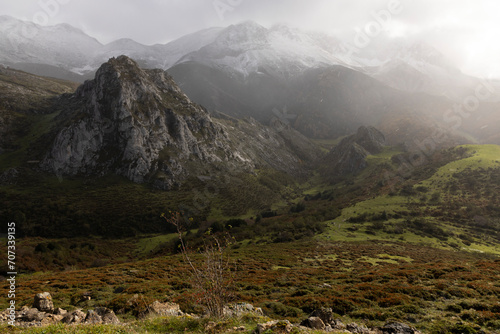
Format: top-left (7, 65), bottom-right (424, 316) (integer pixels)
top-left (17, 308), bottom-right (46, 322)
top-left (61, 309), bottom-right (86, 324)
top-left (142, 300), bottom-right (183, 318)
top-left (233, 326), bottom-right (246, 331)
top-left (53, 307), bottom-right (68, 315)
top-left (255, 320), bottom-right (293, 334)
top-left (84, 310), bottom-right (102, 324)
top-left (347, 322), bottom-right (371, 334)
top-left (309, 308), bottom-right (335, 326)
top-left (33, 292), bottom-right (54, 313)
top-left (53, 308), bottom-right (67, 315)
top-left (0, 168), bottom-right (19, 185)
top-left (300, 316), bottom-right (325, 330)
top-left (331, 318), bottom-right (347, 330)
top-left (95, 307), bottom-right (120, 324)
top-left (224, 303), bottom-right (264, 317)
top-left (40, 314), bottom-right (64, 325)
top-left (382, 322), bottom-right (417, 334)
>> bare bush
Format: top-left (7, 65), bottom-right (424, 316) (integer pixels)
top-left (162, 211), bottom-right (235, 318)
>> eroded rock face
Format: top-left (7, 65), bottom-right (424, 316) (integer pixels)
top-left (42, 56), bottom-right (320, 189)
top-left (42, 56), bottom-right (234, 188)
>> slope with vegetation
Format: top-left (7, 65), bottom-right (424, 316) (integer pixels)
top-left (0, 59), bottom-right (499, 333)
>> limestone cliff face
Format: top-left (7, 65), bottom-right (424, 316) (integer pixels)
top-left (321, 126), bottom-right (385, 178)
top-left (42, 56), bottom-right (319, 188)
top-left (42, 56), bottom-right (244, 188)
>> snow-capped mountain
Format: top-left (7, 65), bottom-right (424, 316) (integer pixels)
top-left (0, 15), bottom-right (464, 91)
top-left (0, 15), bottom-right (101, 70)
top-left (175, 21), bottom-right (348, 78)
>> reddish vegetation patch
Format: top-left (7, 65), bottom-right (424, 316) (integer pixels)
top-left (1, 241), bottom-right (499, 331)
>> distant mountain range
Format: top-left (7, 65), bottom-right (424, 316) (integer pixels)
top-left (1, 15), bottom-right (500, 145)
top-left (0, 15), bottom-right (482, 92)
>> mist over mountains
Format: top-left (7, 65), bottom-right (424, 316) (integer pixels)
top-left (0, 15), bottom-right (479, 90)
top-left (2, 14), bottom-right (500, 149)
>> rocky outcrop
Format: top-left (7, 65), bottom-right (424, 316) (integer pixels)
top-left (299, 309), bottom-right (421, 334)
top-left (255, 320), bottom-right (293, 334)
top-left (321, 126), bottom-right (385, 179)
top-left (0, 292), bottom-right (119, 327)
top-left (41, 56), bottom-right (320, 189)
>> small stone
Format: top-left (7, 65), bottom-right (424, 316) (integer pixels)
top-left (233, 326), bottom-right (246, 331)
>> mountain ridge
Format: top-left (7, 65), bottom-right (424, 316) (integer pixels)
top-left (39, 55), bottom-right (321, 189)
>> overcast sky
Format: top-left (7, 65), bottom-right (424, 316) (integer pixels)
top-left (2, 0), bottom-right (500, 77)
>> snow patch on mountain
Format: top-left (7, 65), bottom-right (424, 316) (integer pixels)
top-left (0, 15), bottom-right (468, 93)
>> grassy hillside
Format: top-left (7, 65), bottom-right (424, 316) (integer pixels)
top-left (1, 69), bottom-right (500, 333)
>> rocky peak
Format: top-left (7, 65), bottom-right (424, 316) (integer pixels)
top-left (41, 56), bottom-right (319, 188)
top-left (352, 126), bottom-right (385, 154)
top-left (42, 55), bottom-right (236, 188)
top-left (321, 126), bottom-right (385, 178)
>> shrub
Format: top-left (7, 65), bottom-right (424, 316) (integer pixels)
top-left (262, 301), bottom-right (303, 319)
top-left (162, 212), bottom-right (235, 318)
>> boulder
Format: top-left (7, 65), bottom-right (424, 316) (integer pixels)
top-left (309, 308), bottom-right (335, 326)
top-left (143, 301), bottom-right (183, 318)
top-left (331, 318), bottom-right (347, 330)
top-left (347, 322), bottom-right (371, 334)
top-left (33, 292), bottom-right (54, 313)
top-left (61, 309), bottom-right (86, 324)
top-left (255, 320), bottom-right (293, 334)
top-left (300, 316), bottom-right (325, 330)
top-left (95, 307), bottom-right (120, 324)
top-left (84, 310), bottom-right (102, 324)
top-left (382, 322), bottom-right (417, 334)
